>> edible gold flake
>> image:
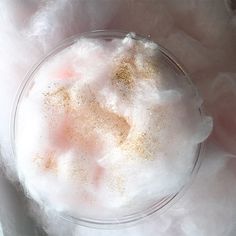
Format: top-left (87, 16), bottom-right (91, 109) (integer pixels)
top-left (44, 87), bottom-right (71, 111)
top-left (33, 152), bottom-right (57, 172)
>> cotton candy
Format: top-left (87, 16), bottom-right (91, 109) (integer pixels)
top-left (15, 35), bottom-right (211, 220)
top-left (0, 0), bottom-right (236, 236)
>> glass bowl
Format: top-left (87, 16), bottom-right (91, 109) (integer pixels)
top-left (11, 30), bottom-right (205, 229)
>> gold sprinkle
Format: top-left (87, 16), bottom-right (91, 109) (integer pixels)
top-left (113, 61), bottom-right (134, 88)
top-left (71, 166), bottom-right (89, 183)
top-left (112, 53), bottom-right (159, 93)
top-left (44, 87), bottom-right (71, 111)
top-left (77, 101), bottom-right (130, 145)
top-left (139, 61), bottom-right (157, 79)
top-left (33, 152), bottom-right (57, 172)
top-left (122, 132), bottom-right (156, 161)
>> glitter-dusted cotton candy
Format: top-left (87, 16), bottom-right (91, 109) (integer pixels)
top-left (15, 34), bottom-right (212, 220)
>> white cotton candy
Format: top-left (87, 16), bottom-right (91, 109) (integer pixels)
top-left (75, 144), bottom-right (236, 236)
top-left (109, 0), bottom-right (174, 41)
top-left (0, 1), bottom-right (43, 179)
top-left (14, 35), bottom-right (212, 220)
top-left (0, 0), bottom-right (236, 236)
top-left (165, 0), bottom-right (232, 47)
top-left (0, 0), bottom-right (119, 179)
top-left (163, 31), bottom-right (214, 73)
top-left (0, 223), bottom-right (2, 236)
top-left (206, 73), bottom-right (236, 155)
top-left (27, 0), bottom-right (120, 52)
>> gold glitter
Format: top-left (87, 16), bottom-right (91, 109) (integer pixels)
top-left (76, 100), bottom-right (131, 145)
top-left (112, 48), bottom-right (160, 94)
top-left (139, 61), bottom-right (157, 79)
top-left (123, 132), bottom-right (155, 161)
top-left (33, 151), bottom-right (57, 171)
top-left (71, 166), bottom-right (89, 183)
top-left (113, 60), bottom-right (134, 88)
top-left (44, 87), bottom-right (71, 111)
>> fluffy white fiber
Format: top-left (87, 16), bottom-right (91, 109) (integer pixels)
top-left (0, 0), bottom-right (236, 236)
top-left (15, 36), bottom-right (211, 219)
